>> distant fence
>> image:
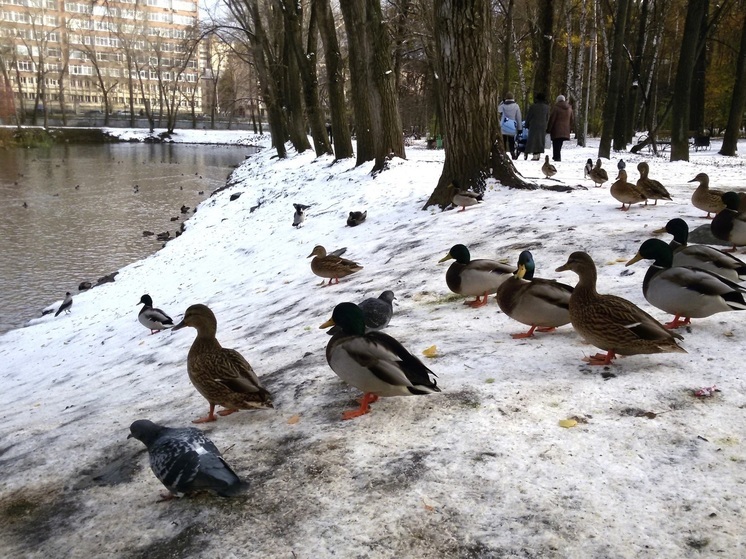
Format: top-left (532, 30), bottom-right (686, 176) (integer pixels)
top-left (1, 116), bottom-right (264, 131)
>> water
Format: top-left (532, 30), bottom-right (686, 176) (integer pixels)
top-left (0, 142), bottom-right (254, 334)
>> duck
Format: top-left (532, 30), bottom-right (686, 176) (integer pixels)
top-left (555, 251), bottom-right (685, 365)
top-left (711, 192), bottom-right (746, 252)
top-left (583, 158), bottom-right (594, 178)
top-left (292, 203), bottom-right (310, 227)
top-left (689, 173), bottom-right (725, 218)
top-left (450, 181), bottom-right (483, 211)
top-left (542, 155), bottom-right (557, 179)
top-left (172, 304), bottom-right (273, 423)
top-left (636, 161), bottom-right (672, 205)
top-left (347, 211), bottom-right (367, 227)
top-left (326, 291), bottom-right (396, 335)
top-left (137, 294), bottom-right (174, 334)
top-left (610, 169), bottom-right (646, 210)
top-left (658, 218), bottom-right (746, 281)
top-left (439, 244), bottom-right (514, 307)
top-left (307, 245), bottom-right (363, 285)
top-left (128, 419), bottom-right (244, 499)
top-left (55, 292), bottom-right (73, 317)
top-left (320, 302), bottom-right (440, 420)
top-left (588, 158), bottom-right (609, 187)
top-left (626, 238), bottom-right (746, 328)
top-left (495, 250), bottom-right (573, 339)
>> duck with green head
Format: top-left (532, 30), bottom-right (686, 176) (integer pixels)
top-left (439, 244), bottom-right (513, 308)
top-left (556, 251), bottom-right (685, 365)
top-left (626, 238), bottom-right (746, 329)
top-left (495, 250), bottom-right (573, 339)
top-left (658, 218), bottom-right (746, 282)
top-left (711, 192), bottom-right (746, 253)
top-left (320, 302), bottom-right (440, 420)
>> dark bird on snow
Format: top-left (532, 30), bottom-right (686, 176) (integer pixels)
top-left (347, 211), bottom-right (367, 227)
top-left (617, 159), bottom-right (626, 171)
top-left (327, 290), bottom-right (395, 335)
top-left (292, 203), bottom-right (311, 228)
top-left (138, 294), bottom-right (174, 334)
top-left (583, 158), bottom-right (593, 179)
top-left (55, 292), bottom-right (73, 317)
top-left (128, 419), bottom-right (245, 499)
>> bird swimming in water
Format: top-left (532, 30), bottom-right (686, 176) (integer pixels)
top-left (55, 292), bottom-right (73, 317)
top-left (292, 203), bottom-right (310, 228)
top-left (128, 419), bottom-right (245, 500)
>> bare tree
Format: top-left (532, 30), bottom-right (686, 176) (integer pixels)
top-left (598, 0), bottom-right (630, 159)
top-left (719, 7), bottom-right (746, 156)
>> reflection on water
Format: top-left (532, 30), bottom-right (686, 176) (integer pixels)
top-left (0, 142), bottom-right (253, 334)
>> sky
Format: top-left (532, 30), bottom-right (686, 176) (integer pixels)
top-left (0, 129), bottom-right (745, 558)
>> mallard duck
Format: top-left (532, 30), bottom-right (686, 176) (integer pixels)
top-left (347, 211), bottom-right (367, 227)
top-left (439, 244), bottom-right (514, 307)
top-left (320, 302), bottom-right (440, 419)
top-left (583, 158), bottom-right (593, 178)
top-left (55, 292), bottom-right (73, 317)
top-left (495, 250), bottom-right (573, 338)
top-left (450, 181), bottom-right (483, 211)
top-left (292, 203), bottom-right (310, 227)
top-left (128, 419), bottom-right (244, 499)
top-left (589, 158), bottom-right (609, 187)
top-left (626, 238), bottom-right (746, 328)
top-left (689, 173), bottom-right (725, 218)
top-left (658, 218), bottom-right (746, 281)
top-left (610, 169), bottom-right (646, 211)
top-left (173, 304), bottom-right (273, 423)
top-left (711, 192), bottom-right (746, 252)
top-left (636, 162), bottom-right (672, 205)
top-left (555, 251), bottom-right (685, 365)
top-left (308, 245), bottom-right (363, 285)
top-left (138, 294), bottom-right (174, 334)
top-left (542, 155), bottom-right (557, 179)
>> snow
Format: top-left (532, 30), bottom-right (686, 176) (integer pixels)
top-left (1, 131), bottom-right (745, 558)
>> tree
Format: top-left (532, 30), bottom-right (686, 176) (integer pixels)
top-left (423, 0), bottom-right (530, 210)
top-left (719, 8), bottom-right (746, 156)
top-left (531, 0), bottom-right (554, 98)
top-left (598, 0), bottom-right (630, 159)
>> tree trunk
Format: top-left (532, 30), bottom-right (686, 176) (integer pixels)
top-left (502, 0), bottom-right (514, 95)
top-left (598, 0), bottom-right (630, 158)
top-left (315, 0), bottom-right (354, 159)
top-left (670, 0), bottom-right (708, 162)
top-left (532, 0), bottom-right (554, 98)
top-left (719, 10), bottom-right (746, 156)
top-left (424, 0), bottom-right (531, 210)
top-left (690, 0), bottom-right (710, 134)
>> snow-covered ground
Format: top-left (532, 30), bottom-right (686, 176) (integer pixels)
top-left (1, 130), bottom-right (745, 558)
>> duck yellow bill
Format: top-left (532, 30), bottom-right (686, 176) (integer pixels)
top-left (438, 252), bottom-right (453, 263)
top-left (319, 318), bottom-right (336, 329)
top-left (625, 253), bottom-right (644, 267)
top-left (652, 226), bottom-right (667, 234)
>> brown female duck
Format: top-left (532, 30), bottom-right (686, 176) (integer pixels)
top-left (636, 162), bottom-right (672, 205)
top-left (308, 245), bottom-right (363, 285)
top-left (173, 304), bottom-right (273, 423)
top-left (610, 169), bottom-right (646, 210)
top-left (689, 173), bottom-right (725, 218)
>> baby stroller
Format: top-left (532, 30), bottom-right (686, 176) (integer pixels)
top-left (515, 123), bottom-right (528, 160)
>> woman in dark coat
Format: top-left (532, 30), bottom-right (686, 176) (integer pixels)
top-left (524, 92), bottom-right (550, 160)
top-left (547, 94), bottom-right (574, 162)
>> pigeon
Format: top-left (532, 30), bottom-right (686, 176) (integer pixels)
top-left (292, 203), bottom-right (310, 228)
top-left (327, 290), bottom-right (396, 335)
top-left (617, 159), bottom-right (626, 171)
top-left (128, 419), bottom-right (245, 499)
top-left (138, 294), bottom-right (174, 334)
top-left (347, 211), bottom-right (367, 227)
top-left (55, 292), bottom-right (73, 317)
top-left (583, 158), bottom-right (593, 178)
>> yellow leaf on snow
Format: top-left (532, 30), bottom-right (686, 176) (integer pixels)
top-left (287, 414), bottom-right (301, 425)
top-left (559, 418), bottom-right (578, 428)
top-left (422, 345), bottom-right (438, 358)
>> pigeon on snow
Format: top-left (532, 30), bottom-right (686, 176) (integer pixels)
top-left (128, 419), bottom-right (245, 499)
top-left (347, 211), bottom-right (367, 227)
top-left (617, 159), bottom-right (626, 171)
top-left (55, 292), bottom-right (73, 317)
top-left (583, 158), bottom-right (594, 178)
top-left (327, 290), bottom-right (395, 335)
top-left (137, 294), bottom-right (174, 334)
top-left (292, 203), bottom-right (310, 228)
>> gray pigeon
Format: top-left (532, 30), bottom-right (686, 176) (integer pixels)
top-left (327, 290), bottom-right (395, 335)
top-left (583, 158), bottom-right (593, 178)
top-left (128, 419), bottom-right (244, 499)
top-left (293, 203), bottom-right (310, 228)
top-left (618, 159), bottom-right (626, 171)
top-left (55, 292), bottom-right (73, 317)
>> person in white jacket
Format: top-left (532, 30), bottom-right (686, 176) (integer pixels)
top-left (498, 92), bottom-right (523, 160)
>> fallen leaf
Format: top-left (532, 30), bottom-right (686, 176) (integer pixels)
top-left (422, 345), bottom-right (438, 358)
top-left (635, 411), bottom-right (657, 419)
top-left (559, 418), bottom-right (578, 428)
top-left (287, 414), bottom-right (301, 425)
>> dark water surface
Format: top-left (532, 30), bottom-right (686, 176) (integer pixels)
top-left (0, 142), bottom-right (252, 334)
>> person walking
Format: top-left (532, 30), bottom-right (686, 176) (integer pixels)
top-left (498, 92), bottom-right (522, 160)
top-left (547, 94), bottom-right (574, 162)
top-left (524, 92), bottom-right (550, 161)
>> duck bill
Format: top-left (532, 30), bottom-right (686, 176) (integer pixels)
top-left (652, 226), bottom-right (667, 234)
top-left (172, 320), bottom-right (187, 331)
top-left (687, 177), bottom-right (697, 183)
top-left (555, 263), bottom-right (570, 273)
top-left (438, 252), bottom-right (453, 263)
top-left (319, 318), bottom-right (336, 329)
top-left (515, 264), bottom-right (526, 279)
top-left (625, 253), bottom-right (644, 267)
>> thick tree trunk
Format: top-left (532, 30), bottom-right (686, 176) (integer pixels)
top-left (424, 0), bottom-right (531, 210)
top-left (719, 10), bottom-right (746, 156)
top-left (671, 0), bottom-right (708, 162)
top-left (502, 0), bottom-right (514, 95)
top-left (315, 0), bottom-right (353, 159)
top-left (598, 0), bottom-right (630, 158)
top-left (690, 0), bottom-right (710, 134)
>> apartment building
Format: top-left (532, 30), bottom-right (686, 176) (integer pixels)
top-left (0, 0), bottom-right (203, 118)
